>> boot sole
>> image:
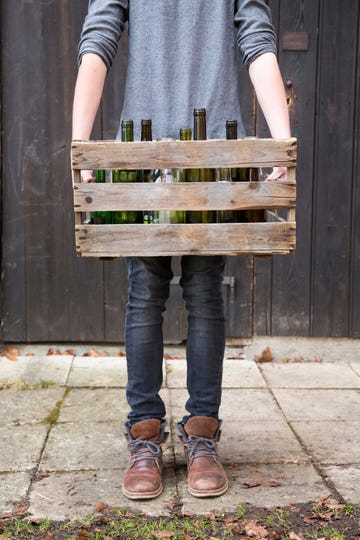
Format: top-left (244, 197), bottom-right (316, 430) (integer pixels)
top-left (122, 484), bottom-right (163, 500)
top-left (188, 480), bottom-right (229, 498)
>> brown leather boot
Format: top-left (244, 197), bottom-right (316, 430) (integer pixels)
top-left (177, 416), bottom-right (228, 497)
top-left (122, 419), bottom-right (168, 500)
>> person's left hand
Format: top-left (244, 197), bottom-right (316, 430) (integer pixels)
top-left (265, 166), bottom-right (287, 182)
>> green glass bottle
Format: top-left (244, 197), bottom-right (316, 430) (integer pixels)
top-left (113, 120), bottom-right (139, 224)
top-left (141, 119), bottom-right (157, 224)
top-left (90, 170), bottom-right (112, 224)
top-left (216, 120), bottom-right (238, 223)
top-left (187, 108), bottom-right (215, 223)
top-left (170, 127), bottom-right (191, 224)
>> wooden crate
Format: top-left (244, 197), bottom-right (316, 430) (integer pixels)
top-left (71, 137), bottom-right (297, 257)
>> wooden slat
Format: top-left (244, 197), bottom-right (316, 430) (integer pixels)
top-left (75, 223), bottom-right (296, 257)
top-left (73, 180), bottom-right (296, 211)
top-left (71, 138), bottom-right (297, 170)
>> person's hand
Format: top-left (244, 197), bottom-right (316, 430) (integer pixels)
top-left (265, 166), bottom-right (287, 182)
top-left (81, 170), bottom-right (94, 183)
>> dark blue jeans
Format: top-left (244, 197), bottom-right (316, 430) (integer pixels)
top-left (125, 255), bottom-right (226, 425)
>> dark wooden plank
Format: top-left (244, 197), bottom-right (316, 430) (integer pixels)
top-left (66, 0), bottom-right (106, 342)
top-left (311, 0), bottom-right (358, 336)
top-left (271, 0), bottom-right (320, 336)
top-left (350, 9), bottom-right (360, 337)
top-left (1, 1), bottom-right (28, 341)
top-left (252, 0), bottom-right (280, 335)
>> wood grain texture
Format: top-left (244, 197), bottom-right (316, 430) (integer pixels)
top-left (71, 138), bottom-right (297, 170)
top-left (75, 223), bottom-right (296, 257)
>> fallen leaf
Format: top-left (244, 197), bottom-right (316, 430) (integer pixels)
top-left (77, 530), bottom-right (91, 540)
top-left (152, 531), bottom-right (174, 539)
top-left (96, 501), bottom-right (107, 512)
top-left (254, 346), bottom-right (274, 363)
top-left (289, 533), bottom-right (304, 540)
top-left (46, 348), bottom-right (62, 355)
top-left (64, 349), bottom-right (76, 355)
top-left (317, 493), bottom-right (332, 506)
top-left (268, 481), bottom-right (281, 487)
top-left (83, 348), bottom-right (101, 357)
top-left (0, 346), bottom-right (20, 361)
top-left (241, 481), bottom-right (262, 489)
top-left (114, 351), bottom-right (126, 357)
top-left (244, 520), bottom-right (269, 538)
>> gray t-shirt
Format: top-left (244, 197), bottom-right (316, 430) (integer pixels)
top-left (78, 0), bottom-right (277, 140)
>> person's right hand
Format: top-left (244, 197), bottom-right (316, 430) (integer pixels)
top-left (81, 170), bottom-right (94, 182)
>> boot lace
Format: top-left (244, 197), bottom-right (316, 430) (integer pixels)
top-left (186, 435), bottom-right (219, 461)
top-left (128, 439), bottom-right (161, 465)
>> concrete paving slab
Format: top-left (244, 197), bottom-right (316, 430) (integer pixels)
top-left (165, 359), bottom-right (265, 389)
top-left (176, 463), bottom-right (329, 513)
top-left (0, 424), bottom-right (49, 472)
top-left (322, 465), bottom-right (360, 504)
top-left (0, 356), bottom-right (72, 385)
top-left (40, 422), bottom-right (127, 471)
top-left (351, 362), bottom-right (360, 377)
top-left (168, 388), bottom-right (285, 424)
top-left (243, 336), bottom-right (360, 363)
top-left (273, 389), bottom-right (360, 421)
top-left (58, 388), bottom-right (170, 424)
top-left (67, 357), bottom-right (128, 387)
top-left (172, 419), bottom-right (308, 466)
top-left (291, 421), bottom-right (360, 464)
top-left (0, 387), bottom-right (64, 426)
top-left (59, 388), bottom-right (130, 423)
top-left (260, 362), bottom-right (360, 388)
top-left (0, 472), bottom-right (32, 512)
top-left (28, 467), bottom-right (178, 520)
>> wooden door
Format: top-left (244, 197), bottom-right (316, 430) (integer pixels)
top-left (1, 0), bottom-right (359, 342)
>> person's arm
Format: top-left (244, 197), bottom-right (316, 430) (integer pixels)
top-left (72, 53), bottom-right (107, 182)
top-left (249, 52), bottom-right (291, 180)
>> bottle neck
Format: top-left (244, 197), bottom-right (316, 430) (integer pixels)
top-left (226, 121), bottom-right (238, 140)
top-left (141, 120), bottom-right (152, 141)
top-left (121, 121), bottom-right (134, 142)
top-left (180, 128), bottom-right (192, 141)
top-left (193, 109), bottom-right (207, 140)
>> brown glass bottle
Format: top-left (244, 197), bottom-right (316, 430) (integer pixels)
top-left (187, 108), bottom-right (215, 223)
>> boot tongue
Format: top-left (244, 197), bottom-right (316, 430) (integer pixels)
top-left (130, 419), bottom-right (161, 442)
top-left (184, 416), bottom-right (218, 439)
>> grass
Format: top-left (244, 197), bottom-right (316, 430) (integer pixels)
top-left (0, 502), bottom-right (359, 540)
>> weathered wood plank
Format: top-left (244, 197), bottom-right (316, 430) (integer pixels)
top-left (73, 180), bottom-right (296, 211)
top-left (71, 138), bottom-right (297, 170)
top-left (75, 223), bottom-right (296, 257)
top-left (311, 0), bottom-right (357, 336)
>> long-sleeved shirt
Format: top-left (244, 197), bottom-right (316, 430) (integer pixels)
top-left (78, 0), bottom-right (277, 140)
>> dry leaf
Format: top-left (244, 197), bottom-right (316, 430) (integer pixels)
top-left (152, 531), bottom-right (174, 539)
top-left (64, 349), bottom-right (76, 355)
top-left (114, 351), bottom-right (126, 357)
top-left (244, 520), bottom-right (269, 538)
top-left (317, 493), bottom-right (332, 506)
top-left (46, 348), bottom-right (62, 355)
top-left (1, 346), bottom-right (20, 361)
top-left (254, 346), bottom-right (274, 363)
top-left (241, 481), bottom-right (262, 489)
top-left (268, 481), bottom-right (281, 487)
top-left (83, 348), bottom-right (101, 357)
top-left (95, 501), bottom-right (107, 512)
top-left (289, 533), bottom-right (304, 540)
